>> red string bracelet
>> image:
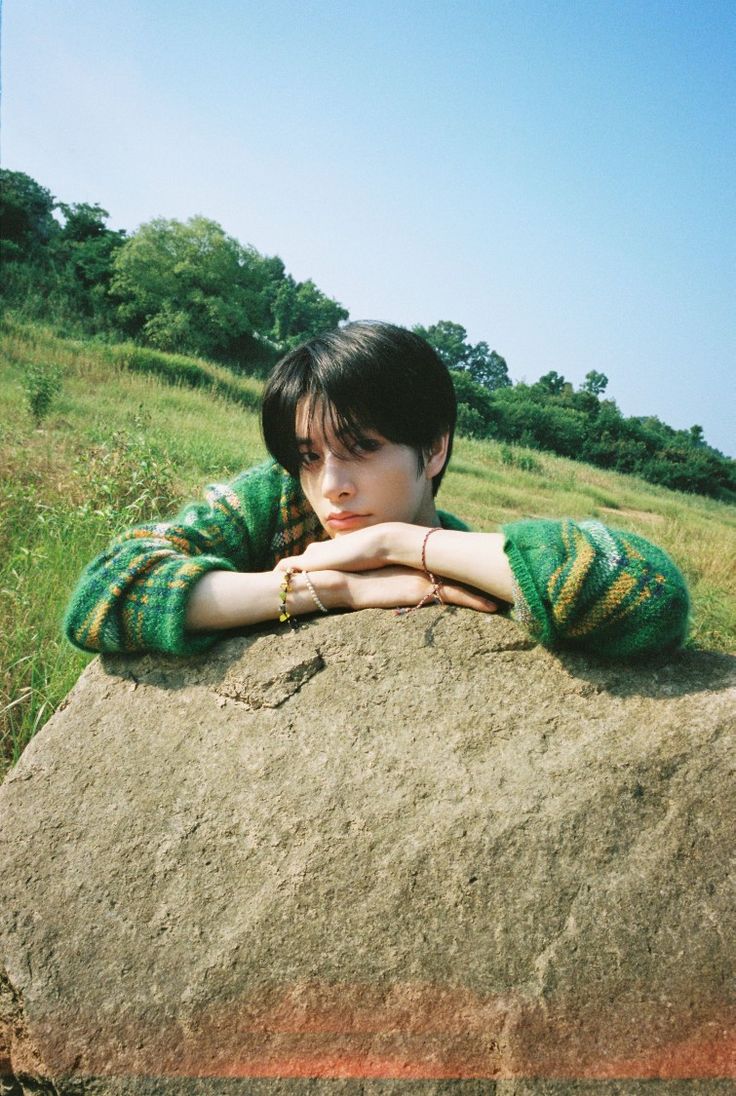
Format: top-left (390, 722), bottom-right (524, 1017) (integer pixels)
top-left (421, 526), bottom-right (441, 575)
top-left (395, 527), bottom-right (444, 616)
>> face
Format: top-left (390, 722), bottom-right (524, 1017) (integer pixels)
top-left (295, 400), bottom-right (446, 536)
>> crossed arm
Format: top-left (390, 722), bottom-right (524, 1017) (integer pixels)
top-left (184, 523), bottom-right (512, 632)
top-left (68, 505), bottom-right (689, 658)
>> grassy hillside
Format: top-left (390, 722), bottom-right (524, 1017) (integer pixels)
top-left (2, 318), bottom-right (734, 779)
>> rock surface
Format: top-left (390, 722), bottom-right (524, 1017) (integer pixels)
top-left (1, 608), bottom-right (734, 1095)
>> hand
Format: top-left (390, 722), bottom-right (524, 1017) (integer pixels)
top-left (344, 566), bottom-right (498, 614)
top-left (276, 523), bottom-right (503, 614)
top-left (276, 522), bottom-right (417, 575)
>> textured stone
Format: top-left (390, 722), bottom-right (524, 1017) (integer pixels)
top-left (0, 608), bottom-right (734, 1094)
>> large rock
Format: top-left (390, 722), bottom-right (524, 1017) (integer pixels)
top-left (1, 608), bottom-right (734, 1095)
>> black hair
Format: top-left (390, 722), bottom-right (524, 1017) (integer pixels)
top-left (261, 321), bottom-right (456, 496)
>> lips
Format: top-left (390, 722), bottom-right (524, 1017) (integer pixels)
top-left (325, 512), bottom-right (369, 531)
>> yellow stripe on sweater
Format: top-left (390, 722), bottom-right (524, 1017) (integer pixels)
top-left (82, 598), bottom-right (114, 648)
top-left (565, 571), bottom-right (637, 637)
top-left (82, 548), bottom-right (179, 646)
top-left (545, 521), bottom-right (574, 611)
top-left (576, 584), bottom-right (654, 640)
top-left (550, 523), bottom-right (597, 627)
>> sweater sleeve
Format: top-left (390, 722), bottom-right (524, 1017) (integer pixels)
top-left (502, 518), bottom-right (690, 659)
top-left (64, 461), bottom-right (283, 656)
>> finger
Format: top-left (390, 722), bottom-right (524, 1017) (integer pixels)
top-left (281, 547), bottom-right (380, 575)
top-left (275, 557), bottom-right (304, 572)
top-left (438, 583), bottom-right (498, 613)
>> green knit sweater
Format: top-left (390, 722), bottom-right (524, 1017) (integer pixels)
top-left (64, 458), bottom-right (689, 659)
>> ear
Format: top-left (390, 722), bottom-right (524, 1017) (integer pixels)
top-left (424, 432), bottom-right (450, 480)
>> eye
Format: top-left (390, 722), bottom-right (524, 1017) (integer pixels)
top-left (352, 437), bottom-right (382, 456)
top-left (298, 449), bottom-right (321, 468)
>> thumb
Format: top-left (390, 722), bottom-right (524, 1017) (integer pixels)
top-left (274, 557), bottom-right (303, 573)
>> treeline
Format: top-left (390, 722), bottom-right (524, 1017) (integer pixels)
top-left (0, 169), bottom-right (346, 374)
top-left (1, 169), bottom-right (733, 501)
top-left (414, 321), bottom-right (735, 501)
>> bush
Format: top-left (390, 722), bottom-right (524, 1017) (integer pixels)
top-left (499, 445), bottom-right (543, 474)
top-left (456, 403), bottom-right (488, 439)
top-left (21, 361), bottom-right (63, 426)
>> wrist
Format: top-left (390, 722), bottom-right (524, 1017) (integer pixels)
top-left (391, 522), bottom-right (440, 571)
top-left (382, 522), bottom-right (426, 569)
top-left (314, 569), bottom-right (350, 611)
top-left (289, 570), bottom-right (350, 614)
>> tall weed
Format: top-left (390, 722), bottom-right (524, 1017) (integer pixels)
top-left (21, 360), bottom-right (64, 425)
top-left (499, 444), bottom-right (543, 475)
top-left (74, 430), bottom-right (179, 523)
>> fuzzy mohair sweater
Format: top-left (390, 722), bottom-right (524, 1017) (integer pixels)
top-left (65, 459), bottom-right (690, 660)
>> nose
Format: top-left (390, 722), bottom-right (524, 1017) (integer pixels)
top-left (321, 453), bottom-right (355, 503)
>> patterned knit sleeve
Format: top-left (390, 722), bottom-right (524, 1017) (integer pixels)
top-left (502, 518), bottom-right (690, 658)
top-left (64, 462), bottom-right (281, 656)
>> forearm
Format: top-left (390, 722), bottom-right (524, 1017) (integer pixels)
top-left (387, 526), bottom-right (516, 604)
top-left (184, 568), bottom-right (346, 632)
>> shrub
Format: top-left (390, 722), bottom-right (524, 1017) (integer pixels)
top-left (456, 403), bottom-right (488, 439)
top-left (21, 361), bottom-right (63, 426)
top-left (499, 445), bottom-right (543, 474)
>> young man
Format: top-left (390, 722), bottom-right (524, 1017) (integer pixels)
top-left (65, 322), bottom-right (689, 659)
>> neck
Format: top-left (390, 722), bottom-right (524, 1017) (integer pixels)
top-left (414, 493), bottom-right (441, 527)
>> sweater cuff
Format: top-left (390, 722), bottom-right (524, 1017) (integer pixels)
top-left (502, 518), bottom-right (691, 658)
top-left (502, 526), bottom-right (557, 646)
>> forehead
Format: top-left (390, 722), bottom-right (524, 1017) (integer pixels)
top-left (294, 397), bottom-right (316, 438)
top-left (294, 396), bottom-right (376, 443)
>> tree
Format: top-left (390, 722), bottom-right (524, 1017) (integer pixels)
top-left (455, 403), bottom-right (488, 438)
top-left (413, 321), bottom-right (470, 370)
top-left (450, 369), bottom-right (496, 422)
top-left (413, 321), bottom-right (511, 391)
top-left (269, 276), bottom-right (348, 348)
top-left (110, 216), bottom-right (282, 359)
top-left (536, 370), bottom-right (566, 396)
top-left (52, 203), bottom-right (126, 324)
top-left (56, 201), bottom-right (118, 243)
top-left (580, 370), bottom-right (608, 397)
top-left (466, 346), bottom-right (511, 391)
top-left (0, 170), bottom-right (57, 260)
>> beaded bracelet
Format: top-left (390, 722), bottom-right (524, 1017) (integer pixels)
top-left (303, 571), bottom-right (329, 613)
top-left (278, 568), bottom-right (298, 628)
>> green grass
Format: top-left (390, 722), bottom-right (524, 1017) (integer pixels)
top-left (2, 318), bottom-right (735, 779)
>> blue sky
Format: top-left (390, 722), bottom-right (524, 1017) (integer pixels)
top-left (3, 0), bottom-right (735, 456)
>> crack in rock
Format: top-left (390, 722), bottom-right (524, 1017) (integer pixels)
top-left (216, 640), bottom-right (325, 710)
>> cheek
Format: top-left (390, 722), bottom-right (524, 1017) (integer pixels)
top-left (299, 473), bottom-right (320, 509)
top-left (378, 461), bottom-right (424, 509)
